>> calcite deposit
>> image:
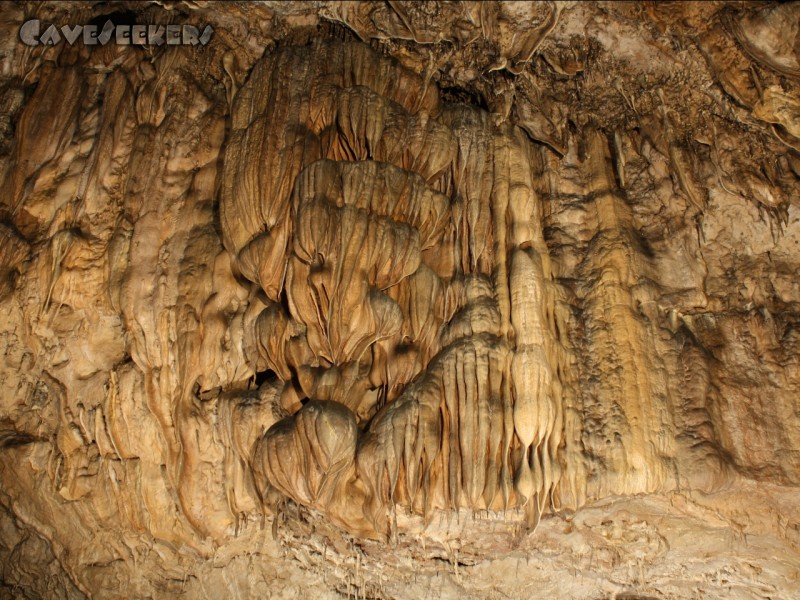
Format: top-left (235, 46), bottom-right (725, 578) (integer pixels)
top-left (0, 2), bottom-right (799, 598)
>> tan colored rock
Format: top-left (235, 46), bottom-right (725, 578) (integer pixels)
top-left (0, 2), bottom-right (798, 598)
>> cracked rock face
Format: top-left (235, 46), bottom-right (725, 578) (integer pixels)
top-left (1, 2), bottom-right (799, 598)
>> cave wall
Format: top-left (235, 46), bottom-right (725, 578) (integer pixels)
top-left (0, 2), bottom-right (799, 598)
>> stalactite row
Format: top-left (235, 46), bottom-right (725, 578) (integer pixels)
top-left (222, 39), bottom-right (573, 538)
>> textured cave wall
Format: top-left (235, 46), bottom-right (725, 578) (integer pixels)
top-left (0, 1), bottom-right (799, 598)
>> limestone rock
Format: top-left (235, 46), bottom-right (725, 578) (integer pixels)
top-left (0, 2), bottom-right (798, 598)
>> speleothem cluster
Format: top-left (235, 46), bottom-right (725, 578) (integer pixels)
top-left (222, 40), bottom-right (571, 538)
top-left (1, 2), bottom-right (799, 598)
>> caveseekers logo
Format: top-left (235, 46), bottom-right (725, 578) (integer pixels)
top-left (19, 19), bottom-right (213, 46)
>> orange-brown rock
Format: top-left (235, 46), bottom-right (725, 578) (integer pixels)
top-left (0, 2), bottom-right (798, 598)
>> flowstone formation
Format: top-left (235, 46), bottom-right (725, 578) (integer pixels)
top-left (223, 39), bottom-right (574, 538)
top-left (1, 2), bottom-right (800, 598)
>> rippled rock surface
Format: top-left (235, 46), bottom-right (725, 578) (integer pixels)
top-left (1, 2), bottom-right (799, 598)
